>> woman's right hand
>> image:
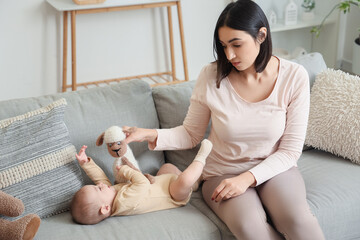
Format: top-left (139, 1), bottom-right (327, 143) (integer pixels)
top-left (122, 126), bottom-right (158, 149)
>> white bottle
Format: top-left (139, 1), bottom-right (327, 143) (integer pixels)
top-left (285, 0), bottom-right (298, 25)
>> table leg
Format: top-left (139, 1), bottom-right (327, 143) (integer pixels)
top-left (62, 11), bottom-right (68, 92)
top-left (71, 11), bottom-right (77, 91)
top-left (176, 1), bottom-right (188, 81)
top-left (167, 6), bottom-right (176, 82)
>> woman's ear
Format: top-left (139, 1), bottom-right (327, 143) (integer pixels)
top-left (257, 27), bottom-right (267, 44)
top-left (100, 205), bottom-right (111, 215)
top-left (96, 132), bottom-right (105, 146)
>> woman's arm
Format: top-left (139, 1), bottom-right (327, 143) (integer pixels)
top-left (124, 65), bottom-right (212, 150)
top-left (249, 65), bottom-right (310, 186)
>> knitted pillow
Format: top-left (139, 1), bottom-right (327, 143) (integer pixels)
top-left (305, 69), bottom-right (360, 165)
top-left (0, 98), bottom-right (83, 218)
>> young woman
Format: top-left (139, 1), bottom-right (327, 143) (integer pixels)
top-left (123, 0), bottom-right (325, 239)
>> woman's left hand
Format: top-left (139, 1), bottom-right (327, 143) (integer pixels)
top-left (211, 171), bottom-right (256, 202)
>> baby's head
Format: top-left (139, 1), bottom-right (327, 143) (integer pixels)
top-left (71, 183), bottom-right (116, 225)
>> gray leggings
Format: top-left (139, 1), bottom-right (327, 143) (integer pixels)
top-left (202, 167), bottom-right (325, 240)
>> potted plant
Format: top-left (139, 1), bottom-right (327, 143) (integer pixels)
top-left (301, 0), bottom-right (316, 20)
top-left (311, 0), bottom-right (360, 75)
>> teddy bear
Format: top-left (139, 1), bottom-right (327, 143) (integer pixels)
top-left (0, 190), bottom-right (41, 240)
top-left (96, 126), bottom-right (155, 184)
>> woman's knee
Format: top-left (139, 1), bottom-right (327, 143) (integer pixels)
top-left (271, 207), bottom-right (324, 240)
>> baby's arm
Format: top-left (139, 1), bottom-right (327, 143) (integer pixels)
top-left (116, 165), bottom-right (151, 195)
top-left (76, 145), bottom-right (112, 186)
top-left (122, 156), bottom-right (155, 184)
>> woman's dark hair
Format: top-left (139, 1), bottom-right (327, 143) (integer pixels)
top-left (213, 0), bottom-right (272, 88)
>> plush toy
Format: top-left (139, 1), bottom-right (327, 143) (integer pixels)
top-left (0, 191), bottom-right (41, 240)
top-left (96, 126), bottom-right (155, 184)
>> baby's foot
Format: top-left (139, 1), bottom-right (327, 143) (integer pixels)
top-left (193, 139), bottom-right (213, 165)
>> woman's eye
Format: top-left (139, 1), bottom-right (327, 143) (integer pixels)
top-left (233, 45), bottom-right (241, 48)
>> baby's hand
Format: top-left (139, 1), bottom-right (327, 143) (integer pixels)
top-left (116, 165), bottom-right (127, 173)
top-left (75, 145), bottom-right (89, 165)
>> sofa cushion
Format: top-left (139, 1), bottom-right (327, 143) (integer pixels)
top-left (305, 69), bottom-right (360, 165)
top-left (0, 99), bottom-right (83, 218)
top-left (152, 81), bottom-right (211, 171)
top-left (298, 149), bottom-right (360, 240)
top-left (0, 80), bottom-right (164, 184)
top-left (35, 204), bottom-right (221, 240)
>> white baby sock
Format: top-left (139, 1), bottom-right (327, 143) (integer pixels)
top-left (193, 139), bottom-right (213, 165)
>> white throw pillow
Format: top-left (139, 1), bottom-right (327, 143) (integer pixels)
top-left (305, 69), bottom-right (360, 165)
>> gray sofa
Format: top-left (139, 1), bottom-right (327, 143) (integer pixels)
top-left (0, 53), bottom-right (359, 240)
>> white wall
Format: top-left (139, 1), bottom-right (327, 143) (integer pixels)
top-left (0, 0), bottom-right (358, 102)
top-left (340, 7), bottom-right (360, 72)
top-left (0, 0), bottom-right (227, 101)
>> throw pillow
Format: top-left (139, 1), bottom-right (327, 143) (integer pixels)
top-left (290, 52), bottom-right (327, 89)
top-left (305, 69), bottom-right (360, 165)
top-left (0, 98), bottom-right (83, 218)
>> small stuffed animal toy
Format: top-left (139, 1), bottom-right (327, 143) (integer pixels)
top-left (0, 190), bottom-right (41, 240)
top-left (96, 126), bottom-right (155, 184)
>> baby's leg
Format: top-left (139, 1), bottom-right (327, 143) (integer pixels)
top-left (169, 139), bottom-right (213, 201)
top-left (156, 163), bottom-right (182, 176)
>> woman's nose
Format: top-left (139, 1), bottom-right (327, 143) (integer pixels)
top-left (225, 48), bottom-right (235, 61)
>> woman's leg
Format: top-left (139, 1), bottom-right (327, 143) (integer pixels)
top-left (257, 167), bottom-right (325, 240)
top-left (202, 175), bottom-right (283, 240)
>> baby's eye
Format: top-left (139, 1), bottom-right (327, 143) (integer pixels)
top-left (117, 141), bottom-right (121, 145)
top-left (108, 143), bottom-right (113, 147)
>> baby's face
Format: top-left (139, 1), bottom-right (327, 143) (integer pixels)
top-left (86, 182), bottom-right (116, 206)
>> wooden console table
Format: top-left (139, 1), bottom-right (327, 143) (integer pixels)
top-left (46, 0), bottom-right (189, 92)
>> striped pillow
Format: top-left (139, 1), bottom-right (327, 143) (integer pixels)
top-left (0, 98), bottom-right (83, 218)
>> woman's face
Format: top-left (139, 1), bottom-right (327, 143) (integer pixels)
top-left (218, 26), bottom-right (261, 72)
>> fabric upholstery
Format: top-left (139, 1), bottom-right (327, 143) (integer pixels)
top-left (152, 81), bottom-right (211, 171)
top-left (0, 80), bottom-right (164, 184)
top-left (36, 204), bottom-right (220, 240)
top-left (290, 52), bottom-right (327, 88)
top-left (0, 99), bottom-right (83, 218)
top-left (298, 149), bottom-right (360, 240)
top-left (305, 69), bottom-right (360, 165)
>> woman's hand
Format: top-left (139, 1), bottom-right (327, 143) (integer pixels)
top-left (211, 171), bottom-right (256, 202)
top-left (122, 126), bottom-right (158, 149)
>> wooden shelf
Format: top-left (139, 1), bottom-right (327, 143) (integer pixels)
top-left (62, 72), bottom-right (186, 90)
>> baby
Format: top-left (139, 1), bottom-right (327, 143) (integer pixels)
top-left (71, 139), bottom-right (213, 225)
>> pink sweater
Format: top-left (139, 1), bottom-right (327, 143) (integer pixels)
top-left (155, 58), bottom-right (310, 185)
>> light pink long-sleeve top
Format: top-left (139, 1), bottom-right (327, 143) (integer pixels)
top-left (155, 58), bottom-right (310, 185)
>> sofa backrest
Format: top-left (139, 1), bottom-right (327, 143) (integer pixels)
top-left (0, 80), bottom-right (164, 184)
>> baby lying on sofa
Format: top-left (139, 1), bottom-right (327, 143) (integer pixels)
top-left (71, 139), bottom-right (212, 225)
